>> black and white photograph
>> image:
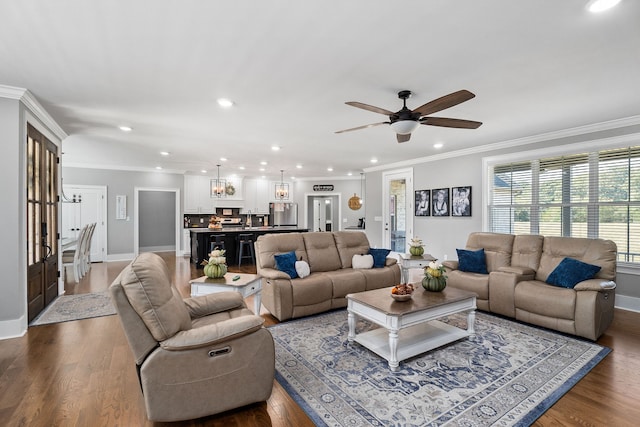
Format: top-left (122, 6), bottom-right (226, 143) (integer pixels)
top-left (414, 190), bottom-right (430, 216)
top-left (452, 186), bottom-right (472, 217)
top-left (431, 188), bottom-right (450, 216)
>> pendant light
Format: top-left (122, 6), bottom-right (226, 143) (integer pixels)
top-left (213, 164), bottom-right (226, 197)
top-left (276, 169), bottom-right (288, 200)
top-left (348, 172), bottom-right (364, 211)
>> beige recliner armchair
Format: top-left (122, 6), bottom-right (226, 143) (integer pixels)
top-left (109, 252), bottom-right (275, 422)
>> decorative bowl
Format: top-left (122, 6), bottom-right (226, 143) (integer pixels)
top-left (391, 293), bottom-right (413, 302)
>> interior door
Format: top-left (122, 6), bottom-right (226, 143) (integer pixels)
top-left (26, 123), bottom-right (59, 322)
top-left (383, 168), bottom-right (413, 252)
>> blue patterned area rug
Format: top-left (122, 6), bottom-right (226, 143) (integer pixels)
top-left (269, 310), bottom-right (610, 426)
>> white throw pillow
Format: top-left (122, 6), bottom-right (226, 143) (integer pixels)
top-left (295, 260), bottom-right (311, 278)
top-left (352, 254), bottom-right (374, 269)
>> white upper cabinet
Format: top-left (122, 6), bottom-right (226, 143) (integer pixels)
top-left (242, 178), bottom-right (269, 214)
top-left (184, 175), bottom-right (245, 213)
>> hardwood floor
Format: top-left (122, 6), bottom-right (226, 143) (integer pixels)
top-left (1, 253), bottom-right (638, 426)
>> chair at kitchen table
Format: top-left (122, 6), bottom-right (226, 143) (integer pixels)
top-left (80, 222), bottom-right (96, 276)
top-left (62, 224), bottom-right (89, 283)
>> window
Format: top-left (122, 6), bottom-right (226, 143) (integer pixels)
top-left (489, 146), bottom-right (640, 265)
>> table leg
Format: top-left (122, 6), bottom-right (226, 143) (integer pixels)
top-left (467, 309), bottom-right (476, 335)
top-left (388, 328), bottom-right (399, 371)
top-left (347, 311), bottom-right (355, 341)
top-left (254, 292), bottom-right (262, 315)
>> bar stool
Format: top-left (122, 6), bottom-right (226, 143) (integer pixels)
top-left (237, 233), bottom-right (255, 266)
top-left (209, 234), bottom-right (226, 253)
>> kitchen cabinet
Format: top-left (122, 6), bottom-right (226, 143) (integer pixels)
top-left (182, 229), bottom-right (191, 256)
top-left (184, 175), bottom-right (214, 213)
top-left (241, 178), bottom-right (270, 214)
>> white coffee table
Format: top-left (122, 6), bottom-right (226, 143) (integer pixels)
top-left (347, 286), bottom-right (476, 371)
top-left (190, 273), bottom-right (262, 314)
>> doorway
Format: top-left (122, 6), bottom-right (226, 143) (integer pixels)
top-left (61, 185), bottom-right (107, 263)
top-left (306, 194), bottom-right (340, 232)
top-left (382, 168), bottom-right (413, 252)
top-left (26, 123), bottom-right (59, 322)
top-left (134, 188), bottom-right (181, 256)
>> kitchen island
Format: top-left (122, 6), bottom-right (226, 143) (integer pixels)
top-left (189, 226), bottom-right (309, 266)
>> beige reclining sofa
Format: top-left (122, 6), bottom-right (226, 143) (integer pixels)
top-left (443, 232), bottom-right (617, 340)
top-left (255, 231), bottom-right (401, 321)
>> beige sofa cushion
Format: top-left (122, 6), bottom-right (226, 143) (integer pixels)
top-left (118, 252), bottom-right (192, 341)
top-left (536, 236), bottom-right (617, 282)
top-left (333, 231), bottom-right (370, 268)
top-left (303, 232), bottom-right (342, 272)
top-left (511, 234), bottom-right (544, 270)
top-left (256, 233), bottom-right (308, 269)
top-left (466, 232), bottom-right (515, 272)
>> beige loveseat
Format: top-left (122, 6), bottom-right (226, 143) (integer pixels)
top-left (110, 252), bottom-right (275, 422)
top-left (443, 232), bottom-right (617, 340)
top-left (255, 231), bottom-right (401, 321)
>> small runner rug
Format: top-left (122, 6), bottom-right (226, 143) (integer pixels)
top-left (269, 310), bottom-right (610, 426)
top-left (30, 291), bottom-right (116, 326)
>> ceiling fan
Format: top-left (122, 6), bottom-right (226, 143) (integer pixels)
top-left (335, 89), bottom-right (482, 143)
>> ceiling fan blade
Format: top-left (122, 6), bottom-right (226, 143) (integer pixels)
top-left (412, 90), bottom-right (476, 117)
top-left (345, 102), bottom-right (395, 116)
top-left (421, 117), bottom-right (483, 129)
top-left (397, 133), bottom-right (411, 143)
top-left (335, 122), bottom-right (389, 134)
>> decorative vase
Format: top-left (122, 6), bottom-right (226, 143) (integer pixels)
top-left (409, 245), bottom-right (424, 256)
top-left (422, 276), bottom-right (447, 292)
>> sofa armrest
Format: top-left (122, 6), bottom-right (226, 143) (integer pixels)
top-left (385, 257), bottom-right (398, 267)
top-left (257, 267), bottom-right (291, 280)
top-left (442, 260), bottom-right (458, 271)
top-left (574, 279), bottom-right (617, 292)
top-left (160, 315), bottom-right (265, 350)
top-left (183, 291), bottom-right (246, 319)
top-left (497, 266), bottom-right (536, 277)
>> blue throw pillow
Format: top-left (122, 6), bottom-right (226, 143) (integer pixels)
top-left (368, 248), bottom-right (391, 268)
top-left (546, 257), bottom-right (601, 289)
top-left (457, 248), bottom-right (488, 274)
top-left (274, 251), bottom-right (298, 279)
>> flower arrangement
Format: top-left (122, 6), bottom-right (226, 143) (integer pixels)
top-left (423, 260), bottom-right (447, 292)
top-left (202, 249), bottom-right (228, 278)
top-left (409, 236), bottom-right (425, 256)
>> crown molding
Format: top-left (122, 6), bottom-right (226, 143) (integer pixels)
top-left (0, 84), bottom-right (68, 140)
top-left (364, 115), bottom-right (640, 173)
top-left (63, 162), bottom-right (185, 175)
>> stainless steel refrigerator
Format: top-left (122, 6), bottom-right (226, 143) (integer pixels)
top-left (269, 202), bottom-right (298, 226)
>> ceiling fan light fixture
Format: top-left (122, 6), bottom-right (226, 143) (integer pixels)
top-left (390, 120), bottom-right (419, 135)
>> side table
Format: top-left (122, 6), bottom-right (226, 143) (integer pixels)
top-left (190, 273), bottom-right (262, 314)
top-left (399, 253), bottom-right (436, 283)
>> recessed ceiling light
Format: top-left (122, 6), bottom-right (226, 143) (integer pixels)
top-left (160, 151), bottom-right (170, 156)
top-left (220, 157), bottom-right (227, 162)
top-left (259, 167), bottom-right (265, 172)
top-left (239, 166), bottom-right (245, 170)
top-left (201, 169), bottom-right (207, 173)
top-left (434, 143), bottom-right (444, 149)
top-left (586, 0), bottom-right (621, 12)
top-left (119, 125), bottom-right (132, 132)
top-left (260, 161), bottom-right (268, 165)
top-left (217, 98), bottom-right (234, 108)
top-left (347, 172), bottom-right (353, 176)
top-left (370, 158), bottom-right (378, 164)
top-left (296, 164), bottom-right (303, 169)
top-left (271, 145), bottom-right (280, 151)
top-left (290, 176), bottom-right (296, 180)
top-left (155, 166), bottom-right (162, 170)
top-left (327, 167), bottom-right (333, 172)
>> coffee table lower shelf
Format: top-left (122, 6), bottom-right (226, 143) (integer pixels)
top-left (352, 320), bottom-right (472, 366)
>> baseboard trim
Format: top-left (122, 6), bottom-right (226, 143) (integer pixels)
top-left (106, 253), bottom-right (135, 262)
top-left (0, 316), bottom-right (27, 341)
top-left (615, 294), bottom-right (640, 313)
